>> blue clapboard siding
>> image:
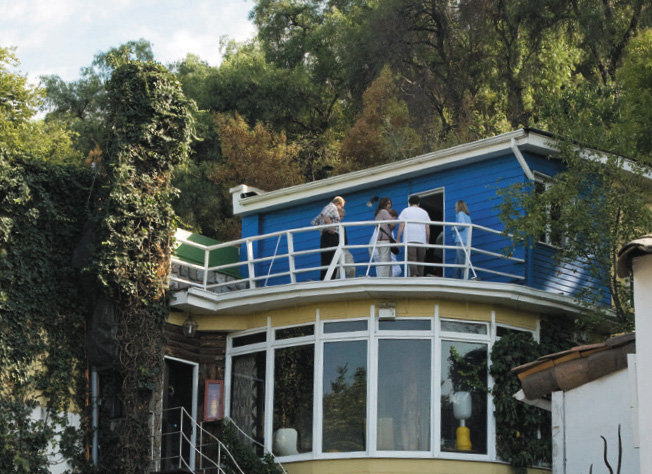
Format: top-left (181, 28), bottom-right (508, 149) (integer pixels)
top-left (523, 153), bottom-right (610, 302)
top-left (531, 244), bottom-right (610, 304)
top-left (236, 148), bottom-right (610, 305)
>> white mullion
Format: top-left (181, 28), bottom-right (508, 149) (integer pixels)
top-left (314, 309), bottom-right (323, 457)
top-left (264, 317), bottom-right (274, 455)
top-left (488, 311), bottom-right (497, 461)
top-left (368, 304), bottom-right (378, 457)
top-left (224, 335), bottom-right (233, 420)
top-left (433, 305), bottom-right (442, 456)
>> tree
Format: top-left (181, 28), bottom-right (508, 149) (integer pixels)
top-left (570, 0), bottom-right (651, 85)
top-left (210, 112), bottom-right (304, 239)
top-left (42, 39), bottom-right (155, 160)
top-left (90, 60), bottom-right (194, 473)
top-left (498, 30), bottom-right (652, 331)
top-left (0, 46), bottom-right (80, 163)
top-left (339, 66), bottom-right (422, 171)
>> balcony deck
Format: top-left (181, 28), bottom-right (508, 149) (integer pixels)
top-left (171, 220), bottom-right (521, 287)
top-left (168, 221), bottom-right (585, 318)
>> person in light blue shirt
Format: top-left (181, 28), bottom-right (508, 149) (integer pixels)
top-left (453, 200), bottom-right (471, 279)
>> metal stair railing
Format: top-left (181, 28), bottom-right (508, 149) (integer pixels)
top-left (214, 417), bottom-right (288, 474)
top-left (155, 408), bottom-right (287, 474)
top-left (156, 406), bottom-right (245, 474)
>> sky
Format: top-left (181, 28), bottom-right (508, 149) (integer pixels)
top-left (0, 0), bottom-right (257, 84)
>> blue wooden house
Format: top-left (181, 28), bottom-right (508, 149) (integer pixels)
top-left (162, 129), bottom-right (611, 473)
top-left (225, 127), bottom-right (602, 297)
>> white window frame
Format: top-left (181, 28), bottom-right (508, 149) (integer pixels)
top-left (225, 311), bottom-right (504, 463)
top-left (534, 172), bottom-right (569, 248)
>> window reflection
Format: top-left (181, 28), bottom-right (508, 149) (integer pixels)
top-left (231, 352), bottom-right (266, 456)
top-left (377, 339), bottom-right (431, 451)
top-left (322, 340), bottom-right (367, 452)
top-left (440, 341), bottom-right (488, 454)
top-left (273, 345), bottom-right (314, 455)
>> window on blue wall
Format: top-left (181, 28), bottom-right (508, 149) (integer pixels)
top-left (535, 173), bottom-right (565, 247)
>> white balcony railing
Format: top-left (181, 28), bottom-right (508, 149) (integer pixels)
top-left (170, 220), bottom-right (525, 294)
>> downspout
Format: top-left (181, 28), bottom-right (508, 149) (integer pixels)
top-left (511, 138), bottom-right (535, 181)
top-left (91, 366), bottom-right (98, 466)
top-left (511, 138), bottom-right (535, 286)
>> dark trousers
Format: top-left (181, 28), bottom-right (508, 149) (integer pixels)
top-left (320, 231), bottom-right (339, 280)
top-left (407, 244), bottom-right (426, 277)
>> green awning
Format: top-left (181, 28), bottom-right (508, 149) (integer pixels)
top-left (174, 232), bottom-right (240, 279)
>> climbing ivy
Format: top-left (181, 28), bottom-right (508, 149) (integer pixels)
top-left (0, 151), bottom-right (93, 473)
top-left (90, 60), bottom-right (193, 473)
top-left (490, 318), bottom-right (576, 473)
top-left (218, 419), bottom-right (284, 474)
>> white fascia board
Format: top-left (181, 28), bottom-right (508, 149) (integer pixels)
top-left (170, 277), bottom-right (585, 317)
top-left (233, 129), bottom-right (560, 216)
top-left (513, 389), bottom-right (552, 411)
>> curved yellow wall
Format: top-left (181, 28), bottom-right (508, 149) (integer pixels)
top-left (180, 298), bottom-right (540, 332)
top-left (283, 458), bottom-right (549, 473)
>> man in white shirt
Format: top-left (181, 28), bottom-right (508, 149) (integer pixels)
top-left (396, 195), bottom-right (430, 277)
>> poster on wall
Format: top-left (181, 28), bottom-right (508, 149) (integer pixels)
top-left (204, 380), bottom-right (224, 421)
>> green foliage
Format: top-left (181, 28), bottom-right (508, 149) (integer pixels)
top-left (42, 39), bottom-right (155, 161)
top-left (448, 346), bottom-right (487, 393)
top-left (490, 332), bottom-right (550, 473)
top-left (322, 365), bottom-right (366, 451)
top-left (490, 321), bottom-right (576, 473)
top-left (218, 419), bottom-right (284, 474)
top-left (618, 29), bottom-right (652, 156)
top-left (0, 152), bottom-right (93, 473)
top-left (0, 47), bottom-right (80, 164)
top-left (339, 65), bottom-right (422, 171)
top-left (499, 30), bottom-right (652, 332)
top-left (0, 47), bottom-right (41, 136)
top-left (90, 60), bottom-right (193, 473)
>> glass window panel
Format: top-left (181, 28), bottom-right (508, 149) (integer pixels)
top-left (273, 345), bottom-right (315, 454)
top-left (323, 320), bottom-right (368, 334)
top-left (378, 319), bottom-right (431, 331)
top-left (275, 325), bottom-right (314, 340)
top-left (496, 326), bottom-right (532, 338)
top-left (230, 352), bottom-right (266, 456)
top-left (322, 341), bottom-right (367, 453)
top-left (440, 320), bottom-right (487, 335)
top-left (232, 332), bottom-right (266, 347)
top-left (440, 341), bottom-right (488, 454)
top-left (377, 339), bottom-right (431, 451)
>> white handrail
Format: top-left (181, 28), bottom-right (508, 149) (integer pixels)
top-left (157, 406), bottom-right (246, 474)
top-left (170, 220), bottom-right (526, 293)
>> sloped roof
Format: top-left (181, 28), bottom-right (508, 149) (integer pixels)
top-left (617, 234), bottom-right (652, 278)
top-left (231, 128), bottom-right (558, 215)
top-left (512, 333), bottom-right (635, 400)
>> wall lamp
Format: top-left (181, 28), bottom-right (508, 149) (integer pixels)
top-left (366, 196), bottom-right (379, 207)
top-left (182, 313), bottom-right (198, 338)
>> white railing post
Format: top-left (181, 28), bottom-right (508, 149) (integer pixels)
top-left (287, 231), bottom-right (297, 284)
top-left (464, 225), bottom-right (472, 280)
top-left (178, 407), bottom-right (184, 468)
top-left (246, 240), bottom-right (257, 289)
top-left (338, 223), bottom-right (345, 279)
top-left (203, 245), bottom-right (210, 290)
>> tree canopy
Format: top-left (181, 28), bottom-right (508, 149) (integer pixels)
top-left (2, 1), bottom-right (652, 472)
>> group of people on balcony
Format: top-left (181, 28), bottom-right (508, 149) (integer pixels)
top-left (314, 195), bottom-right (472, 280)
